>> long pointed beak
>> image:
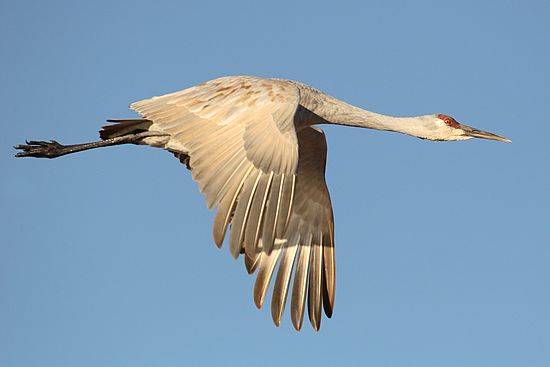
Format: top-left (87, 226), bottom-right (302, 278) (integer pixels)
top-left (461, 124), bottom-right (512, 142)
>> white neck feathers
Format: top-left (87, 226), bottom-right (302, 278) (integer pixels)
top-left (297, 87), bottom-right (460, 141)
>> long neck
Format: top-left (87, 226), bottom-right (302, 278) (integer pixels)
top-left (298, 85), bottom-right (436, 140)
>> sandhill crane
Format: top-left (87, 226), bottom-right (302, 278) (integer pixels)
top-left (15, 76), bottom-right (510, 331)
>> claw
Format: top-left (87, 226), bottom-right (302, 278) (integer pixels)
top-left (14, 140), bottom-right (67, 158)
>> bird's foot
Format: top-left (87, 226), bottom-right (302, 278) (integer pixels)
top-left (15, 140), bottom-right (66, 158)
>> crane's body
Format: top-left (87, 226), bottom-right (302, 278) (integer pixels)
top-left (15, 76), bottom-right (510, 331)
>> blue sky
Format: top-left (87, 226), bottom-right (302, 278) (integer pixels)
top-left (1, 0), bottom-right (549, 366)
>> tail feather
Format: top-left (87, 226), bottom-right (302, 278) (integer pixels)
top-left (100, 119), bottom-right (153, 140)
top-left (100, 118), bottom-right (191, 170)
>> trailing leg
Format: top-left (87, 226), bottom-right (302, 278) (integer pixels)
top-left (15, 130), bottom-right (168, 159)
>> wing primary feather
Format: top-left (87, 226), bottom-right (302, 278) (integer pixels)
top-left (230, 170), bottom-right (263, 258)
top-left (271, 235), bottom-right (299, 326)
top-left (261, 174), bottom-right (282, 254)
top-left (290, 233), bottom-right (313, 331)
top-left (307, 236), bottom-right (323, 331)
top-left (253, 243), bottom-right (282, 309)
top-left (322, 231), bottom-right (336, 318)
top-left (284, 175), bottom-right (296, 232)
top-left (244, 172), bottom-right (273, 258)
top-left (264, 173), bottom-right (285, 254)
top-left (212, 164), bottom-right (253, 247)
top-left (237, 171), bottom-right (263, 250)
top-left (245, 251), bottom-right (262, 274)
top-left (275, 173), bottom-right (295, 239)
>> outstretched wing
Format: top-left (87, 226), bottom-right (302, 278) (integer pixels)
top-left (131, 77), bottom-right (299, 255)
top-left (269, 127), bottom-right (335, 331)
top-left (129, 76), bottom-right (334, 330)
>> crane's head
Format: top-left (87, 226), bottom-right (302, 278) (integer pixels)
top-left (432, 114), bottom-right (511, 142)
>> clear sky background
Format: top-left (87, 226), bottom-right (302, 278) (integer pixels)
top-left (1, 0), bottom-right (549, 366)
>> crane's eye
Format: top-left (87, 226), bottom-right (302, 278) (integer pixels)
top-left (437, 114), bottom-right (460, 129)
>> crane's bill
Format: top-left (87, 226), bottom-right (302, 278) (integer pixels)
top-left (461, 124), bottom-right (511, 142)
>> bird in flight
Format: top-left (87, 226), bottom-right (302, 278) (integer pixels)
top-left (15, 76), bottom-right (510, 331)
